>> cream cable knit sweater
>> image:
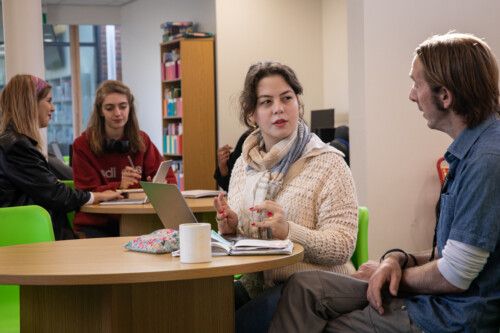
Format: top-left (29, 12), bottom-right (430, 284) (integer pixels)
top-left (228, 147), bottom-right (359, 283)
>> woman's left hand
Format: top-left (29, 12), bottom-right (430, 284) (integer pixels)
top-left (251, 200), bottom-right (289, 240)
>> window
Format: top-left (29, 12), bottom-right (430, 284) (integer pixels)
top-left (0, 24), bottom-right (122, 157)
top-left (44, 25), bottom-right (73, 156)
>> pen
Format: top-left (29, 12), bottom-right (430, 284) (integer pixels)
top-left (127, 155), bottom-right (135, 169)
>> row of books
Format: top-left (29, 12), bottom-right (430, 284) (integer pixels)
top-left (163, 87), bottom-right (182, 117)
top-left (161, 59), bottom-right (181, 81)
top-left (162, 48), bottom-right (179, 63)
top-left (163, 97), bottom-right (183, 118)
top-left (163, 122), bottom-right (183, 154)
top-left (164, 122), bottom-right (182, 136)
top-left (164, 86), bottom-right (181, 100)
top-left (170, 160), bottom-right (184, 191)
top-left (163, 134), bottom-right (182, 155)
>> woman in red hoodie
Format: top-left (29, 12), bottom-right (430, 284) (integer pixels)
top-left (72, 80), bottom-right (176, 238)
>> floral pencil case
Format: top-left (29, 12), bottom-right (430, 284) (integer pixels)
top-left (124, 228), bottom-right (179, 254)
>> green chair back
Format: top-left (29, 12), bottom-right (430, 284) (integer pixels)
top-left (351, 206), bottom-right (369, 270)
top-left (61, 180), bottom-right (76, 229)
top-left (0, 205), bottom-right (55, 333)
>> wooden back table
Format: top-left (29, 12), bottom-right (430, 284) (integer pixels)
top-left (0, 237), bottom-right (304, 333)
top-left (80, 197), bottom-right (215, 236)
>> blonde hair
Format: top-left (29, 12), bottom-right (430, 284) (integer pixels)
top-left (0, 74), bottom-right (51, 151)
top-left (86, 80), bottom-right (145, 156)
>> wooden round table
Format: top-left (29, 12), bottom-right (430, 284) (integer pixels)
top-left (0, 237), bottom-right (304, 333)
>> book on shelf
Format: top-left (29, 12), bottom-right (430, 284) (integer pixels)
top-left (210, 231), bottom-right (294, 256)
top-left (163, 134), bottom-right (182, 154)
top-left (183, 32), bottom-right (212, 38)
top-left (163, 123), bottom-right (183, 154)
top-left (161, 49), bottom-right (180, 80)
top-left (163, 87), bottom-right (182, 117)
top-left (181, 189), bottom-right (225, 198)
top-left (160, 21), bottom-right (196, 42)
top-left (166, 32), bottom-right (213, 41)
top-left (169, 160), bottom-right (184, 191)
top-left (160, 21), bottom-right (195, 30)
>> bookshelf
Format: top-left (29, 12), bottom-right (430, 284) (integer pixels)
top-left (47, 75), bottom-right (73, 156)
top-left (161, 37), bottom-right (216, 190)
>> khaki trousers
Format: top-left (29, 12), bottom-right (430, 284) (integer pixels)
top-left (269, 270), bottom-right (423, 333)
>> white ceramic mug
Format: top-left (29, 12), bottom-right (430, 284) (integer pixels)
top-left (179, 223), bottom-right (212, 263)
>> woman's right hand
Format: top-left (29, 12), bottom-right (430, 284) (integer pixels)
top-left (120, 166), bottom-right (141, 189)
top-left (92, 190), bottom-right (123, 203)
top-left (213, 192), bottom-right (238, 234)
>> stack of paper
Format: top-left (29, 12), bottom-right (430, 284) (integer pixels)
top-left (181, 190), bottom-right (225, 198)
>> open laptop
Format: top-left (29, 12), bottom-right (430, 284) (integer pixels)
top-left (140, 182), bottom-right (198, 229)
top-left (100, 160), bottom-right (172, 205)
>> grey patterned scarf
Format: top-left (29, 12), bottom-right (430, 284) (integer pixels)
top-left (239, 119), bottom-right (311, 238)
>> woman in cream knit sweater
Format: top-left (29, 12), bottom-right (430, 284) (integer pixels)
top-left (213, 61), bottom-right (358, 333)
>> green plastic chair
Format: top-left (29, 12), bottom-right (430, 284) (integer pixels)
top-left (0, 205), bottom-right (55, 333)
top-left (61, 180), bottom-right (76, 229)
top-left (351, 206), bottom-right (369, 270)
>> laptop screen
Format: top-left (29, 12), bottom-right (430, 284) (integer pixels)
top-left (140, 182), bottom-right (198, 229)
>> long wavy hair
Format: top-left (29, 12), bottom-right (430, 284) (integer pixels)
top-left (86, 80), bottom-right (145, 156)
top-left (0, 74), bottom-right (52, 151)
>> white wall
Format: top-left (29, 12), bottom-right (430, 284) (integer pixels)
top-left (46, 5), bottom-right (121, 25)
top-left (322, 0), bottom-right (349, 126)
top-left (349, 0), bottom-right (500, 259)
top-left (215, 0), bottom-right (325, 149)
top-left (120, 0), bottom-right (216, 149)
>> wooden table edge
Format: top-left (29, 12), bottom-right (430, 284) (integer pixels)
top-left (0, 244), bottom-right (304, 285)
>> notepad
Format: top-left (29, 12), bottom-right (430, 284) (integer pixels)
top-left (181, 189), bottom-right (225, 198)
top-left (173, 230), bottom-right (293, 256)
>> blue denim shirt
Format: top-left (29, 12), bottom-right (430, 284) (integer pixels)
top-left (404, 114), bottom-right (500, 332)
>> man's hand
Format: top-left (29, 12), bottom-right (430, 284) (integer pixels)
top-left (350, 260), bottom-right (380, 281)
top-left (366, 257), bottom-right (403, 315)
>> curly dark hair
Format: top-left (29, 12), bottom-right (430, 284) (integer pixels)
top-left (239, 61), bottom-right (304, 129)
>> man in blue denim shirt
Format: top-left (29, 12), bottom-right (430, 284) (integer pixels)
top-left (269, 32), bottom-right (500, 332)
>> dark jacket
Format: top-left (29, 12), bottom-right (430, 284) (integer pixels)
top-left (213, 130), bottom-right (252, 191)
top-left (0, 129), bottom-right (90, 240)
